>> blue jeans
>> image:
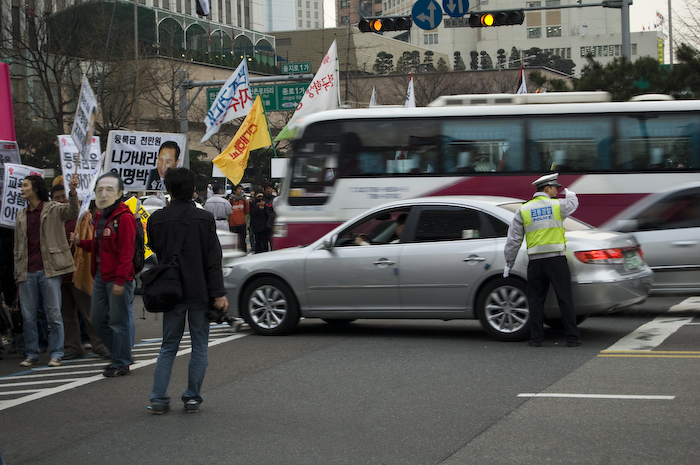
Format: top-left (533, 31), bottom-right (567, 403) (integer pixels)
top-left (150, 304), bottom-right (210, 407)
top-left (91, 272), bottom-right (135, 369)
top-left (18, 271), bottom-right (64, 360)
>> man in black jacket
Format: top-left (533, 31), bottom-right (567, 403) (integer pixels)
top-left (146, 168), bottom-right (228, 414)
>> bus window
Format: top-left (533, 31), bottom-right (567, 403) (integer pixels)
top-left (616, 114), bottom-right (700, 170)
top-left (288, 153), bottom-right (339, 205)
top-left (442, 119), bottom-right (524, 171)
top-left (528, 116), bottom-right (613, 172)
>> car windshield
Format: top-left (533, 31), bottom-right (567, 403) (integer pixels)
top-left (498, 202), bottom-right (592, 231)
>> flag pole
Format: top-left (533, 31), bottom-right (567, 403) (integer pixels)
top-left (262, 105), bottom-right (277, 158)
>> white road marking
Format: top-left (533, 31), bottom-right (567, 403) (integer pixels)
top-left (603, 316), bottom-right (695, 351)
top-left (518, 393), bottom-right (675, 400)
top-left (668, 296), bottom-right (700, 313)
top-left (0, 325), bottom-right (249, 412)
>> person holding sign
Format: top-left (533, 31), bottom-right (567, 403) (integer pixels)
top-left (75, 173), bottom-right (137, 377)
top-left (14, 173), bottom-right (80, 367)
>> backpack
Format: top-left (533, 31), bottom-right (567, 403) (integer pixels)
top-left (113, 211), bottom-right (146, 274)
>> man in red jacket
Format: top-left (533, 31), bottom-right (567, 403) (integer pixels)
top-left (76, 172), bottom-right (136, 377)
top-left (228, 184), bottom-right (249, 252)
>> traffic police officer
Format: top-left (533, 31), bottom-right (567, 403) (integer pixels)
top-left (503, 173), bottom-right (581, 347)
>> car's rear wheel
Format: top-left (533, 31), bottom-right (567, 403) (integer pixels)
top-left (476, 278), bottom-right (530, 342)
top-left (241, 277), bottom-right (300, 335)
top-left (321, 318), bottom-right (356, 325)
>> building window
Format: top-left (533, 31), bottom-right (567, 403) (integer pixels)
top-left (298, 0), bottom-right (301, 6)
top-left (306, 1), bottom-right (310, 7)
top-left (527, 27), bottom-right (541, 39)
top-left (315, 21), bottom-right (319, 28)
top-left (306, 11), bottom-right (310, 17)
top-left (299, 20), bottom-right (303, 27)
top-left (340, 0), bottom-right (349, 7)
top-left (423, 33), bottom-right (438, 45)
top-left (314, 2), bottom-right (318, 8)
top-left (632, 44), bottom-right (637, 55)
top-left (314, 12), bottom-right (318, 18)
top-left (546, 26), bottom-right (561, 37)
top-left (307, 21), bottom-right (311, 27)
top-left (298, 10), bottom-right (302, 16)
top-left (545, 0), bottom-right (560, 5)
top-left (526, 1), bottom-right (541, 6)
top-left (341, 15), bottom-right (350, 24)
top-left (615, 44), bottom-right (620, 56)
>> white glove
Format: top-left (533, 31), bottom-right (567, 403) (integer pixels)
top-left (503, 265), bottom-right (511, 278)
top-left (564, 187), bottom-right (574, 196)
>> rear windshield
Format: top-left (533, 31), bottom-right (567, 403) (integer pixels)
top-left (498, 202), bottom-right (592, 231)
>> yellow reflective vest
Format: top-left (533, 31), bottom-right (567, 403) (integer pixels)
top-left (520, 195), bottom-right (566, 255)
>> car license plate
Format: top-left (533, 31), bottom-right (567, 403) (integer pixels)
top-left (624, 251), bottom-right (641, 270)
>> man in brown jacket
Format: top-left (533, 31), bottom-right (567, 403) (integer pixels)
top-left (14, 174), bottom-right (79, 367)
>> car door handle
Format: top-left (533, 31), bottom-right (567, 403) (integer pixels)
top-left (671, 241), bottom-right (698, 247)
top-left (463, 256), bottom-right (486, 262)
top-left (373, 259), bottom-right (396, 266)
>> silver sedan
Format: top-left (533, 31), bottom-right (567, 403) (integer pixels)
top-left (224, 196), bottom-right (653, 341)
top-left (601, 182), bottom-right (700, 294)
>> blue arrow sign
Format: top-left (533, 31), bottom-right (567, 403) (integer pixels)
top-left (412, 0), bottom-right (443, 31)
top-left (442, 0), bottom-right (469, 18)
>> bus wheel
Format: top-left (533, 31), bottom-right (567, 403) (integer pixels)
top-left (476, 278), bottom-right (530, 342)
top-left (241, 277), bottom-right (300, 335)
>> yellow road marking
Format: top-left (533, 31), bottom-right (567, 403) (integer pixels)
top-left (599, 350), bottom-right (700, 358)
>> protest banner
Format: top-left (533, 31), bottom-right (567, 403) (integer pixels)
top-left (212, 95), bottom-right (271, 185)
top-left (76, 152), bottom-right (106, 223)
top-left (201, 59), bottom-right (252, 143)
top-left (287, 40), bottom-right (340, 131)
top-left (124, 196), bottom-right (154, 260)
top-left (1, 164), bottom-right (44, 229)
top-left (58, 134), bottom-right (102, 199)
top-left (0, 140), bottom-right (21, 199)
top-left (104, 131), bottom-right (187, 192)
top-left (70, 75), bottom-right (98, 158)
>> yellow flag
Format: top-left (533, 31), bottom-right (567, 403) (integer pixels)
top-left (212, 95), bottom-right (272, 185)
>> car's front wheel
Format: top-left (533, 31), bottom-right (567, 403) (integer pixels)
top-left (241, 277), bottom-right (300, 335)
top-left (476, 278), bottom-right (530, 342)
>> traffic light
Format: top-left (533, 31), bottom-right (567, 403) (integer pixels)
top-left (358, 16), bottom-right (413, 33)
top-left (468, 10), bottom-right (525, 28)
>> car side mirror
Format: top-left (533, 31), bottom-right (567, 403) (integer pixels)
top-left (323, 234), bottom-right (338, 250)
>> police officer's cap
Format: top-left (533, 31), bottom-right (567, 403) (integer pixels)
top-left (532, 173), bottom-right (562, 188)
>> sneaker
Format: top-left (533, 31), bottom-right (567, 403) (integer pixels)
top-left (528, 340), bottom-right (542, 347)
top-left (149, 404), bottom-right (170, 415)
top-left (103, 366), bottom-right (130, 377)
top-left (184, 399), bottom-right (200, 413)
top-left (83, 343), bottom-right (93, 350)
top-left (19, 357), bottom-right (39, 367)
top-left (567, 340), bottom-right (582, 347)
top-left (48, 357), bottom-right (62, 367)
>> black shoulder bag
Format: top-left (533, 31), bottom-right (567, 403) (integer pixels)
top-left (140, 222), bottom-right (189, 313)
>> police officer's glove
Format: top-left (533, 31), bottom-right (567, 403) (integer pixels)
top-left (503, 265), bottom-right (511, 278)
top-left (564, 187), bottom-right (574, 196)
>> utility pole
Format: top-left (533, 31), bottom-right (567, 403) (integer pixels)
top-left (134, 0), bottom-right (140, 130)
top-left (668, 0), bottom-right (673, 67)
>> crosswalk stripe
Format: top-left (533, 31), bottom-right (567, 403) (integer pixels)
top-left (0, 323), bottom-right (249, 412)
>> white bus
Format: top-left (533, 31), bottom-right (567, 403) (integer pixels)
top-left (273, 92), bottom-right (700, 249)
